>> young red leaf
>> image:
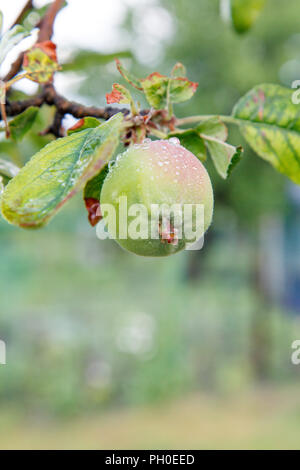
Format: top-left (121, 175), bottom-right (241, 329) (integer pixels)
top-left (106, 83), bottom-right (132, 105)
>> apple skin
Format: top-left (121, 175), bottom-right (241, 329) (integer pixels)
top-left (100, 139), bottom-right (214, 257)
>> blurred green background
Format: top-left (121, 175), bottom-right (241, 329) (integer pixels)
top-left (1, 0), bottom-right (300, 449)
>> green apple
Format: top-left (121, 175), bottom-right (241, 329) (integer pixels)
top-left (100, 139), bottom-right (214, 256)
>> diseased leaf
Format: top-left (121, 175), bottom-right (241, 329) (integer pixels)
top-left (115, 59), bottom-right (142, 90)
top-left (141, 73), bottom-right (168, 109)
top-left (23, 41), bottom-right (60, 83)
top-left (168, 130), bottom-right (207, 161)
top-left (169, 77), bottom-right (198, 104)
top-left (67, 117), bottom-right (101, 135)
top-left (0, 25), bottom-right (29, 65)
top-left (114, 61), bottom-right (198, 110)
top-left (1, 113), bottom-right (123, 228)
top-left (106, 83), bottom-right (133, 105)
top-left (141, 73), bottom-right (198, 109)
top-left (9, 106), bottom-right (39, 141)
top-left (232, 84), bottom-right (300, 184)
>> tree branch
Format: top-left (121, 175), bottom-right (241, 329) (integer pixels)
top-left (37, 0), bottom-right (65, 42)
top-left (42, 84), bottom-right (129, 121)
top-left (5, 94), bottom-right (45, 116)
top-left (4, 85), bottom-right (129, 136)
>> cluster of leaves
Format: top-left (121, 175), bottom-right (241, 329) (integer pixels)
top-left (0, 2), bottom-right (300, 236)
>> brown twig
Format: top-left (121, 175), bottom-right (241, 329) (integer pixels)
top-left (37, 0), bottom-right (65, 42)
top-left (3, 86), bottom-right (129, 137)
top-left (0, 100), bottom-right (10, 138)
top-left (43, 84), bottom-right (129, 121)
top-left (5, 94), bottom-right (45, 116)
top-left (4, 85), bottom-right (129, 120)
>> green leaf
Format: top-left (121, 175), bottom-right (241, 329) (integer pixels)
top-left (141, 73), bottom-right (198, 109)
top-left (232, 83), bottom-right (300, 184)
top-left (227, 146), bottom-right (243, 177)
top-left (67, 117), bottom-right (101, 135)
top-left (194, 117), bottom-right (241, 178)
top-left (9, 107), bottom-right (39, 141)
top-left (115, 59), bottom-right (142, 90)
top-left (62, 51), bottom-right (132, 72)
top-left (169, 117), bottom-right (242, 177)
top-left (169, 77), bottom-right (198, 104)
top-left (202, 134), bottom-right (243, 179)
top-left (228, 0), bottom-right (267, 34)
top-left (168, 130), bottom-right (207, 161)
top-left (1, 113), bottom-right (124, 228)
top-left (196, 117), bottom-right (228, 142)
top-left (84, 164), bottom-right (110, 201)
top-left (141, 73), bottom-right (168, 108)
top-left (0, 25), bottom-right (29, 65)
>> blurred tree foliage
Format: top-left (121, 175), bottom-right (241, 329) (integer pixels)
top-left (1, 0), bottom-right (300, 417)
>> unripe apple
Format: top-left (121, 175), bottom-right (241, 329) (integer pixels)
top-left (100, 139), bottom-right (213, 256)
